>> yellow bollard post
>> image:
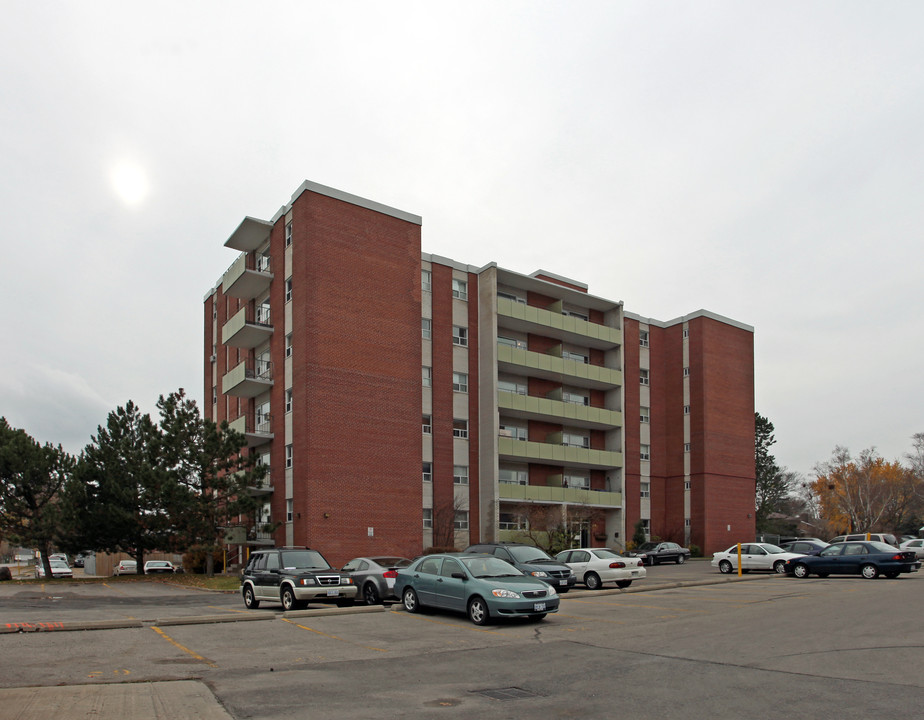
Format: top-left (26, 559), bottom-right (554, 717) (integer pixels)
top-left (737, 543), bottom-right (742, 577)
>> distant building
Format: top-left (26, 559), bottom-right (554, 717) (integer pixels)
top-left (204, 181), bottom-right (755, 564)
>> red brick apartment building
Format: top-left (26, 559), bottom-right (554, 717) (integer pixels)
top-left (204, 181), bottom-right (755, 565)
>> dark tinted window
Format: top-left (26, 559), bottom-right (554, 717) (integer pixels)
top-left (418, 557), bottom-right (442, 575)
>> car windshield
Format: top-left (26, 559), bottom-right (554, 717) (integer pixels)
top-left (762, 544), bottom-right (786, 554)
top-left (507, 546), bottom-right (554, 563)
top-left (636, 543), bottom-right (659, 551)
top-left (592, 549), bottom-right (622, 559)
top-left (49, 561), bottom-right (68, 568)
top-left (280, 550), bottom-right (330, 569)
top-left (461, 556), bottom-right (523, 578)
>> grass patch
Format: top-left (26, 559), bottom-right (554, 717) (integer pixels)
top-left (165, 573), bottom-right (241, 592)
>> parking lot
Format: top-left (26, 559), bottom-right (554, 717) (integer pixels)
top-left (2, 561), bottom-right (923, 719)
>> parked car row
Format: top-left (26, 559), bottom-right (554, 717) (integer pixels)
top-left (239, 542), bottom-right (664, 625)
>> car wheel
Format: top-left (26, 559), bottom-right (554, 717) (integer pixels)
top-left (281, 586), bottom-right (303, 611)
top-left (585, 572), bottom-right (602, 590)
top-left (243, 585), bottom-right (260, 609)
top-left (718, 560), bottom-right (733, 574)
top-left (615, 580), bottom-right (632, 589)
top-left (677, 555), bottom-right (686, 565)
top-left (884, 571), bottom-right (899, 579)
top-left (649, 557), bottom-right (658, 566)
top-left (861, 564), bottom-right (879, 580)
top-left (773, 560), bottom-right (787, 574)
top-left (363, 582), bottom-right (381, 605)
top-left (402, 587), bottom-right (420, 613)
top-left (468, 596), bottom-right (489, 626)
top-left (792, 563), bottom-right (810, 578)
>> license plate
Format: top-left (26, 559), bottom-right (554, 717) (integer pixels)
top-left (630, 571), bottom-right (639, 576)
top-left (533, 602), bottom-right (546, 612)
top-left (559, 580), bottom-right (568, 586)
top-left (326, 589), bottom-right (340, 597)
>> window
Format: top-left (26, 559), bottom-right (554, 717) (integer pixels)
top-left (285, 444), bottom-right (293, 468)
top-left (562, 308), bottom-right (588, 321)
top-left (452, 278), bottom-right (467, 300)
top-left (498, 422), bottom-right (527, 441)
top-left (422, 462), bottom-right (432, 482)
top-left (285, 389), bottom-right (293, 413)
top-left (640, 482), bottom-right (650, 498)
top-left (685, 518), bottom-right (691, 527)
top-left (684, 443), bottom-right (691, 453)
top-left (453, 419), bottom-right (468, 439)
top-left (562, 390), bottom-right (590, 406)
top-left (256, 302), bottom-right (271, 325)
top-left (452, 326), bottom-right (468, 347)
top-left (285, 222), bottom-right (292, 247)
top-left (563, 472), bottom-right (589, 489)
top-left (423, 508), bottom-right (433, 529)
top-left (499, 467), bottom-right (528, 485)
top-left (683, 405), bottom-right (690, 415)
top-left (640, 444), bottom-right (650, 461)
top-left (499, 513), bottom-right (526, 531)
top-left (562, 432), bottom-right (589, 448)
top-left (562, 349), bottom-right (589, 364)
top-left (498, 378), bottom-right (527, 396)
top-left (497, 335), bottom-right (527, 350)
top-left (285, 334), bottom-right (292, 358)
top-left (639, 330), bottom-right (649, 347)
top-left (453, 465), bottom-right (469, 484)
top-left (641, 519), bottom-right (650, 538)
top-left (497, 291), bottom-right (525, 304)
top-left (286, 499), bottom-right (293, 522)
top-left (454, 511), bottom-right (469, 530)
top-left (422, 366), bottom-right (432, 387)
top-left (422, 318), bottom-right (431, 340)
top-left (422, 414), bottom-right (431, 434)
top-left (683, 328), bottom-right (689, 338)
top-left (685, 481), bottom-right (691, 490)
top-left (422, 270), bottom-right (431, 292)
top-left (683, 367), bottom-right (690, 377)
top-left (285, 278), bottom-right (293, 302)
top-left (640, 369), bottom-right (649, 386)
top-left (453, 372), bottom-right (468, 393)
top-left (640, 406), bottom-right (650, 423)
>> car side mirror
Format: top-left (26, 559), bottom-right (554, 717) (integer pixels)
top-left (451, 572), bottom-right (467, 580)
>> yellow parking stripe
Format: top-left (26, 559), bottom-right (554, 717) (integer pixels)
top-left (282, 618), bottom-right (387, 652)
top-left (150, 627), bottom-right (217, 667)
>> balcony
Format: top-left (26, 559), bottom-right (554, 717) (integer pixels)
top-left (498, 436), bottom-right (622, 470)
top-left (498, 482), bottom-right (622, 508)
top-left (222, 360), bottom-right (274, 398)
top-left (498, 391), bottom-right (622, 431)
top-left (246, 471), bottom-right (273, 497)
top-left (222, 252), bottom-right (273, 300)
top-left (497, 344), bottom-right (622, 390)
top-left (497, 297), bottom-right (621, 350)
top-left (224, 216), bottom-right (273, 252)
top-left (222, 306), bottom-right (273, 349)
top-left (228, 414), bottom-right (274, 447)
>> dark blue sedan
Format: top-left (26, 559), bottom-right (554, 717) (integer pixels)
top-left (785, 541), bottom-right (921, 579)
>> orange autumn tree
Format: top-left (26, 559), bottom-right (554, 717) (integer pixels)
top-left (810, 446), bottom-right (915, 534)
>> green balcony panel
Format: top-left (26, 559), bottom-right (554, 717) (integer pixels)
top-left (498, 482), bottom-right (622, 507)
top-left (497, 297), bottom-right (622, 348)
top-left (497, 344), bottom-right (622, 387)
top-left (497, 437), bottom-right (622, 469)
top-left (497, 391), bottom-right (623, 429)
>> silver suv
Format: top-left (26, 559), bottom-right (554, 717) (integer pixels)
top-left (241, 547), bottom-right (357, 611)
top-left (829, 533), bottom-right (898, 547)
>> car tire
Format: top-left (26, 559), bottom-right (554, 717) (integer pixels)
top-left (468, 596), bottom-right (489, 626)
top-left (773, 560), bottom-right (787, 574)
top-left (585, 572), bottom-right (602, 590)
top-left (792, 563), bottom-right (810, 578)
top-left (363, 582), bottom-right (381, 605)
top-left (281, 586), bottom-right (303, 611)
top-left (243, 585), bottom-right (260, 609)
top-left (402, 587), bottom-right (420, 613)
top-left (861, 564), bottom-right (879, 579)
top-left (615, 580), bottom-right (632, 589)
top-left (649, 557), bottom-right (658, 566)
top-left (677, 555), bottom-right (686, 565)
top-left (718, 560), bottom-right (733, 574)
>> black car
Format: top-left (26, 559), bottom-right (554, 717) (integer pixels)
top-left (779, 540), bottom-right (828, 556)
top-left (240, 547), bottom-right (358, 610)
top-left (785, 541), bottom-right (921, 579)
top-left (463, 542), bottom-right (576, 592)
top-left (629, 541), bottom-right (691, 566)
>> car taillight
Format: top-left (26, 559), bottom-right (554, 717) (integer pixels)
top-left (383, 570), bottom-right (398, 578)
top-left (609, 562), bottom-right (626, 569)
top-left (893, 554), bottom-right (904, 561)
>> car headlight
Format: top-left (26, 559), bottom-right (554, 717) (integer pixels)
top-left (299, 578), bottom-right (316, 586)
top-left (491, 588), bottom-right (521, 599)
top-left (529, 571), bottom-right (549, 577)
top-left (546, 585), bottom-right (558, 597)
top-left (342, 577), bottom-right (354, 585)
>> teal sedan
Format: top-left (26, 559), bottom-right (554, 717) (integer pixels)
top-left (396, 553), bottom-right (559, 625)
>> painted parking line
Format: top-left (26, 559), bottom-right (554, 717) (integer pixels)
top-left (388, 609), bottom-right (510, 636)
top-left (150, 626), bottom-right (218, 667)
top-left (282, 618), bottom-right (388, 652)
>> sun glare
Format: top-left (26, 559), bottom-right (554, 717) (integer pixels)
top-left (110, 161), bottom-right (149, 205)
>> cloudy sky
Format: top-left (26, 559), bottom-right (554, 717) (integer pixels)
top-left (2, 2), bottom-right (922, 479)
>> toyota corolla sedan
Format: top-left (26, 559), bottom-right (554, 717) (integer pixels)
top-left (785, 541), bottom-right (921, 579)
top-left (711, 543), bottom-right (803, 574)
top-left (555, 548), bottom-right (646, 589)
top-left (395, 553), bottom-right (559, 625)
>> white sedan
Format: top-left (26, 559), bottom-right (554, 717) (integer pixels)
top-left (555, 548), bottom-right (646, 589)
top-left (899, 538), bottom-right (924, 559)
top-left (34, 560), bottom-right (73, 579)
top-left (711, 542), bottom-right (803, 574)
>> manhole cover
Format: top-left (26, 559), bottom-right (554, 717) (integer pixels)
top-left (471, 687), bottom-right (540, 701)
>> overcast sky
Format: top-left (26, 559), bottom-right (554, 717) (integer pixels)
top-left (2, 2), bottom-right (922, 480)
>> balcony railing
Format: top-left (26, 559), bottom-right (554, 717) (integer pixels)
top-left (498, 482), bottom-right (622, 507)
top-left (498, 436), bottom-right (622, 470)
top-left (222, 252), bottom-right (273, 300)
top-left (228, 414), bottom-right (274, 446)
top-left (497, 390), bottom-right (622, 430)
top-left (497, 297), bottom-right (622, 350)
top-left (222, 305), bottom-right (274, 348)
top-left (222, 360), bottom-right (274, 398)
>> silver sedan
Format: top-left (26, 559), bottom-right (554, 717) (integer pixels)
top-left (342, 556), bottom-right (412, 605)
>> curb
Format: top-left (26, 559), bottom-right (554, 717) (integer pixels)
top-left (2, 618), bottom-right (144, 633)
